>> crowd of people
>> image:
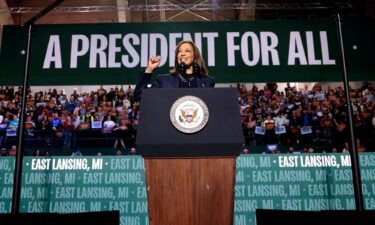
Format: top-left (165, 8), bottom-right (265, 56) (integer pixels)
top-left (0, 82), bottom-right (373, 156)
top-left (0, 86), bottom-right (139, 156)
top-left (239, 82), bottom-right (374, 153)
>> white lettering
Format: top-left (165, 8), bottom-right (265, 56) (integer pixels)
top-left (227, 32), bottom-right (240, 66)
top-left (241, 32), bottom-right (260, 66)
top-left (108, 34), bottom-right (122, 68)
top-left (149, 33), bottom-right (168, 66)
top-left (140, 33), bottom-right (149, 67)
top-left (306, 31), bottom-right (322, 65)
top-left (70, 35), bottom-right (89, 68)
top-left (122, 34), bottom-right (140, 68)
top-left (89, 34), bottom-right (108, 68)
top-left (260, 32), bottom-right (280, 65)
top-left (320, 31), bottom-right (336, 65)
top-left (168, 33), bottom-right (182, 67)
top-left (288, 31), bottom-right (307, 65)
top-left (203, 32), bottom-right (218, 66)
top-left (43, 35), bottom-right (62, 69)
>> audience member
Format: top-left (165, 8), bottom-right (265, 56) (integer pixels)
top-left (1, 147), bottom-right (7, 156)
top-left (115, 148), bottom-right (123, 156)
top-left (9, 145), bottom-right (16, 156)
top-left (130, 147), bottom-right (137, 155)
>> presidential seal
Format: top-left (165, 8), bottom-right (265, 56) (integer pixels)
top-left (170, 96), bottom-right (209, 134)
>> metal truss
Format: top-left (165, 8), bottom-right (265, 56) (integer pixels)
top-left (0, 2), bottom-right (360, 14)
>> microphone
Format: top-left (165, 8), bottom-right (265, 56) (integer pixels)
top-left (178, 59), bottom-right (187, 76)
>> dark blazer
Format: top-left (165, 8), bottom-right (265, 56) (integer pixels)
top-left (133, 71), bottom-right (215, 101)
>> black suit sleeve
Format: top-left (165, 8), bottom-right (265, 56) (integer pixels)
top-left (133, 71), bottom-right (152, 102)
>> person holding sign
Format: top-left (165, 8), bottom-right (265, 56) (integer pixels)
top-left (133, 40), bottom-right (215, 102)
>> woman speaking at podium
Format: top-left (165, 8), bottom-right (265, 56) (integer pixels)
top-left (133, 40), bottom-right (215, 102)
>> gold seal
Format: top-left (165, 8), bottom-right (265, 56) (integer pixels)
top-left (170, 95), bottom-right (209, 134)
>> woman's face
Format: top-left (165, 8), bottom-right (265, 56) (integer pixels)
top-left (177, 43), bottom-right (194, 66)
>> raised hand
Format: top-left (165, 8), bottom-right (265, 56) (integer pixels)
top-left (145, 56), bottom-right (161, 73)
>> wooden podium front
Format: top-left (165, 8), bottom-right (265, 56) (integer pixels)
top-left (144, 157), bottom-right (236, 225)
top-left (136, 88), bottom-right (244, 225)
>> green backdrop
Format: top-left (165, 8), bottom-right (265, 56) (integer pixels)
top-left (0, 19), bottom-right (374, 85)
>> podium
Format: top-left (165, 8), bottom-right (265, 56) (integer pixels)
top-left (137, 88), bottom-right (244, 225)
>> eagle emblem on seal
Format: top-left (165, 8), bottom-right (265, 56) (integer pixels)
top-left (179, 108), bottom-right (198, 123)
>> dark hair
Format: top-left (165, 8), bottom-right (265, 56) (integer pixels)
top-left (170, 40), bottom-right (209, 77)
